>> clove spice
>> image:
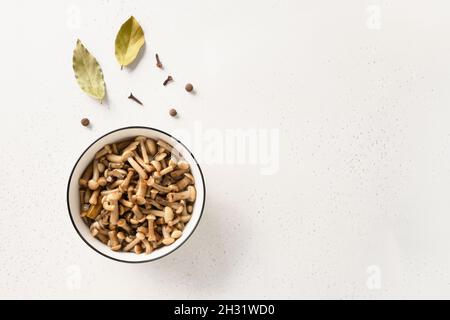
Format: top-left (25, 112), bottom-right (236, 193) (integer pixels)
top-left (128, 93), bottom-right (143, 106)
top-left (163, 75), bottom-right (173, 86)
top-left (155, 54), bottom-right (163, 69)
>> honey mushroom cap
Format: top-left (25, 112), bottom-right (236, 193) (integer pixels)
top-left (163, 206), bottom-right (174, 223)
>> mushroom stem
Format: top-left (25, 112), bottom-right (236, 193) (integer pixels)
top-left (150, 160), bottom-right (162, 172)
top-left (162, 225), bottom-right (171, 239)
top-left (134, 153), bottom-right (153, 172)
top-left (86, 199), bottom-right (102, 219)
top-left (117, 231), bottom-right (125, 244)
top-left (109, 200), bottom-right (119, 226)
top-left (80, 190), bottom-right (86, 207)
top-left (88, 159), bottom-right (100, 190)
top-left (175, 207), bottom-right (183, 216)
top-left (136, 136), bottom-right (150, 164)
top-left (96, 232), bottom-right (109, 244)
top-left (180, 214), bottom-right (191, 223)
top-left (79, 165), bottom-right (93, 187)
top-left (133, 177), bottom-right (147, 205)
top-left (168, 158), bottom-right (178, 168)
top-left (127, 156), bottom-right (148, 179)
top-left (168, 217), bottom-right (180, 227)
top-left (97, 162), bottom-right (106, 174)
top-left (97, 176), bottom-right (107, 187)
top-left (154, 166), bottom-right (174, 178)
top-left (146, 198), bottom-right (163, 210)
top-left (111, 143), bottom-right (119, 155)
top-left (161, 226), bottom-right (175, 246)
top-left (163, 206), bottom-right (174, 223)
top-left (131, 204), bottom-right (144, 220)
top-left (146, 216), bottom-right (157, 241)
top-left (106, 154), bottom-right (123, 163)
top-left (142, 209), bottom-right (165, 217)
top-left (175, 175), bottom-right (192, 191)
top-left (105, 191), bottom-right (122, 201)
top-left (109, 179), bottom-right (124, 189)
top-left (119, 204), bottom-right (128, 216)
top-left (134, 244), bottom-right (143, 254)
top-left (103, 200), bottom-right (115, 211)
top-left (177, 161), bottom-right (190, 170)
top-left (119, 169), bottom-right (134, 192)
top-left (116, 139), bottom-right (133, 153)
top-left (137, 226), bottom-right (148, 234)
top-left (88, 189), bottom-right (100, 205)
top-left (171, 230), bottom-right (183, 239)
top-left (154, 196), bottom-right (183, 210)
top-left (108, 231), bottom-right (121, 251)
top-left (149, 189), bottom-right (159, 200)
top-left (84, 190), bottom-right (92, 204)
top-left (120, 198), bottom-right (134, 208)
top-left (123, 232), bottom-right (145, 252)
top-left (122, 141), bottom-right (139, 155)
top-left (141, 238), bottom-right (153, 254)
top-left (154, 152), bottom-right (167, 162)
top-left (117, 219), bottom-right (132, 233)
top-left (167, 186), bottom-right (196, 202)
top-left (170, 169), bottom-right (188, 178)
top-left (146, 139), bottom-right (157, 156)
top-left (100, 188), bottom-right (120, 195)
top-left (127, 186), bottom-right (135, 203)
top-left (147, 177), bottom-right (173, 193)
top-left (109, 169), bottom-right (127, 179)
top-left (95, 145), bottom-right (112, 159)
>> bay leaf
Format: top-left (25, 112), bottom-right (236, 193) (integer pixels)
top-left (72, 40), bottom-right (106, 101)
top-left (115, 16), bottom-right (145, 68)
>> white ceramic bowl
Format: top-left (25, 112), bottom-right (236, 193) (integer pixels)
top-left (67, 126), bottom-right (206, 263)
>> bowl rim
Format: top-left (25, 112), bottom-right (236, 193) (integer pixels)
top-left (66, 126), bottom-right (206, 263)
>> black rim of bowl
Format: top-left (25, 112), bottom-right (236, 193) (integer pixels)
top-left (66, 126), bottom-right (206, 263)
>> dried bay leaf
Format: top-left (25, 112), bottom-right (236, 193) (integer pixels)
top-left (72, 40), bottom-right (106, 101)
top-left (115, 16), bottom-right (145, 68)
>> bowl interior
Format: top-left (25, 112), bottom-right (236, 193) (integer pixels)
top-left (67, 127), bottom-right (205, 263)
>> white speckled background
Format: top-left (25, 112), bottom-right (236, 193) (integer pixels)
top-left (1, 0), bottom-right (450, 299)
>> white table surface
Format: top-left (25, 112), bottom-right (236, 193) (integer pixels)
top-left (1, 0), bottom-right (450, 299)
